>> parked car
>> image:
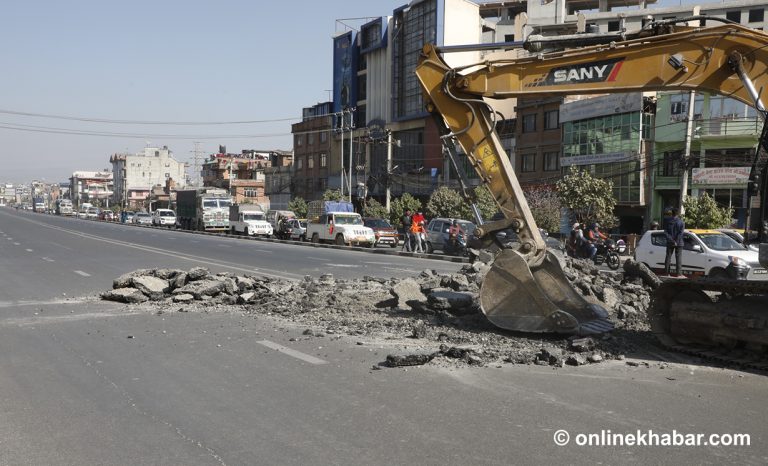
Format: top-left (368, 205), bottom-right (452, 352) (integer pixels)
top-left (285, 218), bottom-right (307, 241)
top-left (717, 228), bottom-right (759, 252)
top-left (122, 211), bottom-right (135, 223)
top-left (363, 218), bottom-right (399, 248)
top-left (634, 229), bottom-right (767, 280)
top-left (77, 209), bottom-right (89, 219)
top-left (99, 210), bottom-right (114, 221)
top-left (86, 207), bottom-right (100, 220)
top-left (133, 212), bottom-right (153, 225)
top-left (424, 217), bottom-right (476, 254)
top-left (152, 209), bottom-right (177, 227)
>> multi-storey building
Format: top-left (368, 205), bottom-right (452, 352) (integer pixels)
top-left (70, 171), bottom-right (113, 209)
top-left (201, 148), bottom-right (283, 208)
top-left (292, 102), bottom-right (334, 201)
top-left (110, 146), bottom-right (187, 209)
top-left (514, 97), bottom-right (563, 187)
top-left (264, 151), bottom-right (294, 210)
top-left (653, 91), bottom-right (760, 228)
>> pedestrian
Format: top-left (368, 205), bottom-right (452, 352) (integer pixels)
top-left (663, 207), bottom-right (685, 276)
top-left (411, 218), bottom-right (424, 253)
top-left (568, 222), bottom-right (584, 257)
top-left (401, 209), bottom-right (413, 251)
top-left (448, 219), bottom-right (463, 252)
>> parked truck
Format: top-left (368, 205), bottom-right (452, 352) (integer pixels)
top-left (32, 197), bottom-right (46, 213)
top-left (176, 188), bottom-right (232, 232)
top-left (229, 204), bottom-right (273, 237)
top-left (306, 200), bottom-right (375, 247)
top-left (55, 199), bottom-right (74, 216)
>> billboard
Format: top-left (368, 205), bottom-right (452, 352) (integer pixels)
top-left (333, 31), bottom-right (358, 114)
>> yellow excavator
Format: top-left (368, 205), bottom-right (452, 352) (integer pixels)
top-left (415, 17), bottom-right (768, 348)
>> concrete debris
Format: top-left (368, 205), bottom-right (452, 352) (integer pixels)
top-left (102, 258), bottom-right (659, 369)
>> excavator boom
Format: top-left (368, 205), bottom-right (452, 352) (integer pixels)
top-left (415, 21), bottom-right (768, 336)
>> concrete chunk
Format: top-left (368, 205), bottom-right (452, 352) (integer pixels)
top-left (132, 276), bottom-right (170, 300)
top-left (102, 288), bottom-right (149, 304)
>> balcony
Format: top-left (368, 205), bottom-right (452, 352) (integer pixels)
top-left (696, 117), bottom-right (761, 139)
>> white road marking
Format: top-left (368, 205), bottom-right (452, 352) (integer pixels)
top-left (13, 242), bottom-right (20, 246)
top-left (73, 270), bottom-right (91, 277)
top-left (324, 264), bottom-right (359, 268)
top-left (25, 249), bottom-right (33, 252)
top-left (41, 257), bottom-right (55, 262)
top-left (383, 266), bottom-right (420, 273)
top-left (363, 261), bottom-right (397, 265)
top-left (257, 340), bottom-right (328, 365)
top-left (250, 249), bottom-right (273, 253)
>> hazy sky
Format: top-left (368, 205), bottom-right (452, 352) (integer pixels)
top-left (0, 0), bottom-right (726, 184)
top-left (1, 0), bottom-right (404, 183)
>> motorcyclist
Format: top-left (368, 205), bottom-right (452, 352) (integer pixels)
top-left (586, 223), bottom-right (607, 260)
top-left (447, 220), bottom-right (464, 253)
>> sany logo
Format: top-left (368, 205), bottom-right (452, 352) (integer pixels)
top-left (527, 58), bottom-right (624, 87)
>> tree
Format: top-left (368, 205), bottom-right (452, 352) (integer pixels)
top-left (389, 193), bottom-right (422, 226)
top-left (459, 185), bottom-right (498, 222)
top-left (556, 166), bottom-right (617, 228)
top-left (287, 196), bottom-right (308, 218)
top-left (362, 198), bottom-right (389, 220)
top-left (682, 192), bottom-right (733, 229)
top-left (426, 186), bottom-right (464, 219)
top-left (322, 189), bottom-right (343, 201)
top-left (523, 185), bottom-right (562, 233)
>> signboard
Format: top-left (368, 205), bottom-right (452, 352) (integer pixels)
top-left (560, 93), bottom-right (643, 123)
top-left (691, 167), bottom-right (750, 185)
top-left (560, 151), bottom-right (635, 167)
top-left (332, 31), bottom-right (358, 113)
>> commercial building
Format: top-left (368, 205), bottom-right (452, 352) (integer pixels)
top-left (200, 148), bottom-right (273, 208)
top-left (292, 102), bottom-right (334, 201)
top-left (70, 171), bottom-right (113, 209)
top-left (110, 146), bottom-right (187, 209)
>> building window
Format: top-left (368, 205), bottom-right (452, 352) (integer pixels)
top-left (608, 20), bottom-right (620, 32)
top-left (522, 114), bottom-right (536, 133)
top-left (726, 10), bottom-right (741, 23)
top-left (308, 133), bottom-right (315, 145)
top-left (504, 34), bottom-right (515, 42)
top-left (308, 155), bottom-right (314, 169)
top-left (244, 188), bottom-right (258, 198)
top-left (320, 153), bottom-right (327, 168)
top-left (749, 9), bottom-right (764, 23)
top-left (543, 152), bottom-right (559, 171)
top-left (544, 110), bottom-right (559, 130)
top-left (320, 131), bottom-right (328, 143)
top-left (317, 178), bottom-right (328, 191)
top-left (297, 158), bottom-right (303, 170)
top-left (296, 135), bottom-right (303, 147)
top-left (305, 179), bottom-right (313, 192)
top-left (521, 154), bottom-right (536, 172)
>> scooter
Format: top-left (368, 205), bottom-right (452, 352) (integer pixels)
top-left (443, 232), bottom-right (468, 256)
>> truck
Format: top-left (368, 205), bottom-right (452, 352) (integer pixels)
top-left (305, 200), bottom-right (375, 247)
top-left (176, 188), bottom-right (232, 232)
top-left (415, 18), bottom-right (768, 350)
top-left (229, 204), bottom-right (273, 237)
top-left (32, 197), bottom-right (45, 213)
top-left (266, 209), bottom-right (296, 239)
top-left (55, 199), bottom-right (73, 216)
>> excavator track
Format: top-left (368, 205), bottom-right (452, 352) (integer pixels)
top-left (649, 277), bottom-right (768, 371)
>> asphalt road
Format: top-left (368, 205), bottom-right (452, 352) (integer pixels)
top-left (1, 208), bottom-right (767, 465)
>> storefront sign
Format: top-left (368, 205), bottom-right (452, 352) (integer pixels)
top-left (560, 93), bottom-right (643, 123)
top-left (691, 167), bottom-right (750, 185)
top-left (560, 151), bottom-right (635, 166)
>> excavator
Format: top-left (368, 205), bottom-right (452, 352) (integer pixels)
top-left (415, 17), bottom-right (768, 351)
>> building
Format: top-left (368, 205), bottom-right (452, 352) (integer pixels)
top-left (653, 91), bottom-right (761, 228)
top-left (201, 148), bottom-right (279, 208)
top-left (110, 146), bottom-right (187, 210)
top-left (514, 97), bottom-right (563, 187)
top-left (70, 171), bottom-right (113, 209)
top-left (292, 102), bottom-right (334, 201)
top-left (264, 151), bottom-right (294, 211)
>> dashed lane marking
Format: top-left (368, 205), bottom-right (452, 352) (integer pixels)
top-left (41, 257), bottom-right (55, 262)
top-left (13, 242), bottom-right (20, 246)
top-left (257, 340), bottom-right (328, 365)
top-left (25, 249), bottom-right (33, 252)
top-left (73, 270), bottom-right (91, 277)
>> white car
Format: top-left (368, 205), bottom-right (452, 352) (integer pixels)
top-left (635, 229), bottom-right (767, 280)
top-left (133, 212), bottom-right (153, 225)
top-left (152, 209), bottom-right (177, 227)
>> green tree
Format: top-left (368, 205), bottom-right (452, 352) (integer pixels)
top-left (523, 185), bottom-right (562, 233)
top-left (682, 192), bottom-right (733, 228)
top-left (362, 198), bottom-right (389, 220)
top-left (556, 166), bottom-right (617, 228)
top-left (426, 186), bottom-right (464, 219)
top-left (389, 193), bottom-right (422, 226)
top-left (322, 189), bottom-right (343, 201)
top-left (458, 185), bottom-right (498, 222)
top-left (287, 196), bottom-right (308, 218)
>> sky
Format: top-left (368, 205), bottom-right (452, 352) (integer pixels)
top-left (0, 0), bottom-right (730, 184)
top-left (0, 0), bottom-right (405, 184)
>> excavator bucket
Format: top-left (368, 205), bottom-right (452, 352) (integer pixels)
top-left (480, 249), bottom-right (614, 335)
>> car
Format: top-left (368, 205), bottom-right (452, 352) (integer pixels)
top-left (634, 229), bottom-right (767, 280)
top-left (121, 211), bottom-right (135, 223)
top-left (152, 209), bottom-right (177, 227)
top-left (99, 210), bottom-right (114, 221)
top-left (717, 228), bottom-right (759, 253)
top-left (363, 218), bottom-right (400, 248)
top-left (285, 218), bottom-right (307, 241)
top-left (86, 206), bottom-right (100, 220)
top-left (133, 212), bottom-right (152, 225)
top-left (424, 217), bottom-right (476, 254)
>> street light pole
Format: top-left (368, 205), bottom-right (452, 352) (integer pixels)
top-left (386, 129), bottom-right (393, 213)
top-left (679, 90), bottom-right (696, 216)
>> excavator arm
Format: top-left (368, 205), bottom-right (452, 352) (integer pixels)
top-left (415, 21), bottom-right (768, 335)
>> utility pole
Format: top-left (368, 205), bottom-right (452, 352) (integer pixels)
top-left (386, 129), bottom-right (393, 212)
top-left (339, 111), bottom-right (345, 199)
top-left (348, 108), bottom-right (354, 202)
top-left (679, 90), bottom-right (696, 216)
top-left (190, 142), bottom-right (203, 187)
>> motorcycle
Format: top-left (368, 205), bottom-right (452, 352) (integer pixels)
top-left (594, 239), bottom-right (621, 270)
top-left (443, 232), bottom-right (468, 256)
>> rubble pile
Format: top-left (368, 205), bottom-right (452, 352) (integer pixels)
top-left (102, 258), bottom-right (659, 368)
